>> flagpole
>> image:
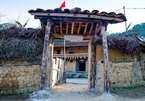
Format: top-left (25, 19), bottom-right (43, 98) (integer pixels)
top-left (123, 6), bottom-right (128, 34)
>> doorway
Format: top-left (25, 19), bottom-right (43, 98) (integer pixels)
top-left (76, 59), bottom-right (86, 71)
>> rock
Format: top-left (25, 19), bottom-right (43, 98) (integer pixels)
top-left (44, 87), bottom-right (50, 91)
top-left (37, 90), bottom-right (51, 99)
top-left (97, 92), bottom-right (116, 101)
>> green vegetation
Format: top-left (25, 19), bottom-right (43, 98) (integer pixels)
top-left (111, 83), bottom-right (145, 98)
top-left (110, 22), bottom-right (145, 38)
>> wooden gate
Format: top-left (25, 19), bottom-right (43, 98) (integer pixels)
top-left (52, 58), bottom-right (65, 87)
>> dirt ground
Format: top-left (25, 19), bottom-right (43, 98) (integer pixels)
top-left (50, 83), bottom-right (145, 101)
top-left (0, 78), bottom-right (145, 101)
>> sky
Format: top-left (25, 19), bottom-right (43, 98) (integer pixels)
top-left (0, 0), bottom-right (145, 34)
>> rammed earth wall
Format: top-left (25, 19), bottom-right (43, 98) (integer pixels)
top-left (0, 63), bottom-right (40, 95)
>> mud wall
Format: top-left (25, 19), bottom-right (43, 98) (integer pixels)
top-left (0, 60), bottom-right (40, 95)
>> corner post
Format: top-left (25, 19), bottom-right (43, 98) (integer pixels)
top-left (39, 19), bottom-right (52, 89)
top-left (102, 23), bottom-right (110, 93)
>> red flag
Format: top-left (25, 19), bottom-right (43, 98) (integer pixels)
top-left (59, 1), bottom-right (65, 10)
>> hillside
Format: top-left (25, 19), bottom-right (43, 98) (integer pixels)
top-left (110, 22), bottom-right (145, 37)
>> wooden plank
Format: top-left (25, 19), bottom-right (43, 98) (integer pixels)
top-left (83, 23), bottom-right (88, 35)
top-left (40, 19), bottom-right (51, 89)
top-left (77, 22), bottom-right (82, 34)
top-left (66, 22), bottom-right (68, 34)
top-left (88, 39), bottom-right (92, 90)
top-left (60, 22), bottom-right (62, 34)
top-left (53, 33), bottom-right (93, 40)
top-left (71, 22), bottom-right (74, 34)
top-left (89, 23), bottom-right (93, 35)
top-left (102, 25), bottom-right (110, 93)
top-left (31, 12), bottom-right (124, 22)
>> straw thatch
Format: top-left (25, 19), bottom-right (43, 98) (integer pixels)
top-left (0, 27), bottom-right (44, 61)
top-left (96, 35), bottom-right (141, 56)
top-left (0, 27), bottom-right (142, 61)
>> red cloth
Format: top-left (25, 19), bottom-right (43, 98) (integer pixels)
top-left (59, 1), bottom-right (65, 10)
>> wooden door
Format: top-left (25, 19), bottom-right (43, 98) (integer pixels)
top-left (52, 58), bottom-right (65, 87)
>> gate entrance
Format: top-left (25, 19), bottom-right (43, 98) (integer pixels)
top-left (29, 7), bottom-right (126, 93)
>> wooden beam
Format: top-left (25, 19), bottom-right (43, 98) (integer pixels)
top-left (49, 35), bottom-right (54, 88)
top-left (53, 33), bottom-right (93, 40)
top-left (60, 22), bottom-right (62, 34)
top-left (71, 22), bottom-right (74, 34)
top-left (31, 12), bottom-right (124, 22)
top-left (89, 23), bottom-right (93, 35)
top-left (39, 19), bottom-right (51, 89)
top-left (88, 39), bottom-right (92, 90)
top-left (66, 22), bottom-right (68, 34)
top-left (77, 22), bottom-right (82, 34)
top-left (102, 25), bottom-right (110, 93)
top-left (94, 23), bottom-right (102, 35)
top-left (91, 39), bottom-right (96, 90)
top-left (83, 23), bottom-right (88, 35)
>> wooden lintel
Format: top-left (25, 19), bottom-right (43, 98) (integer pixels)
top-left (89, 23), bottom-right (93, 35)
top-left (77, 23), bottom-right (82, 34)
top-left (53, 33), bottom-right (93, 40)
top-left (66, 22), bottom-right (68, 34)
top-left (71, 22), bottom-right (74, 34)
top-left (60, 22), bottom-right (62, 34)
top-left (83, 23), bottom-right (88, 35)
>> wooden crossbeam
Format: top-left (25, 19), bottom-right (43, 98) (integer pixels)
top-left (83, 23), bottom-right (88, 35)
top-left (77, 22), bottom-right (82, 34)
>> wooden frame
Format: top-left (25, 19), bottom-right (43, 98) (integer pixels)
top-left (31, 12), bottom-right (124, 22)
top-left (53, 21), bottom-right (94, 35)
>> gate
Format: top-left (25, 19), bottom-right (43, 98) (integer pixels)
top-left (52, 58), bottom-right (66, 87)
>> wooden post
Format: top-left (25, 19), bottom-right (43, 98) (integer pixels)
top-left (48, 36), bottom-right (54, 88)
top-left (88, 39), bottom-right (92, 90)
top-left (102, 25), bottom-right (110, 93)
top-left (39, 19), bottom-right (52, 89)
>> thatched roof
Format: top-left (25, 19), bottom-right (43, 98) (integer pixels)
top-left (0, 27), bottom-right (143, 61)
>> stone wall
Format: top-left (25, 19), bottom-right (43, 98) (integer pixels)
top-left (0, 64), bottom-right (40, 95)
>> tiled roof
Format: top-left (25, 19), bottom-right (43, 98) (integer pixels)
top-left (28, 7), bottom-right (127, 22)
top-left (54, 41), bottom-right (88, 47)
